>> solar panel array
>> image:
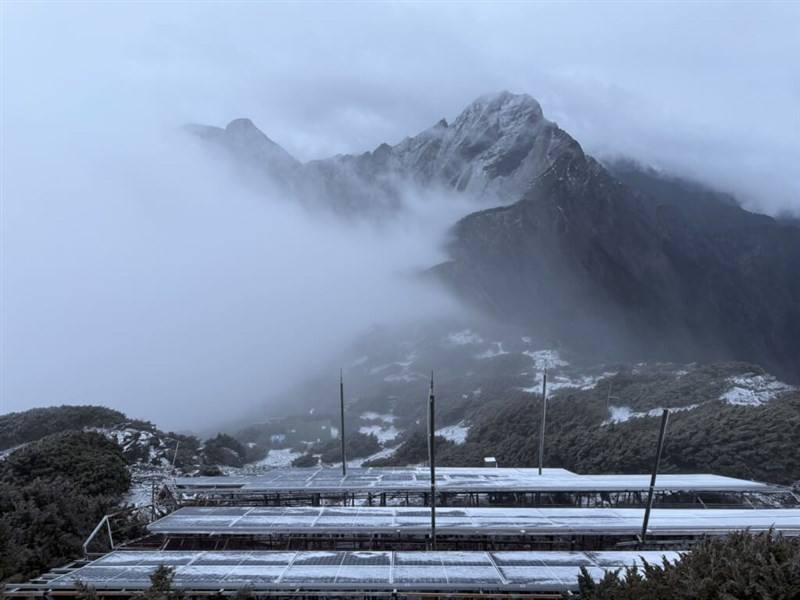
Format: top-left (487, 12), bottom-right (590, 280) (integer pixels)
top-left (149, 506), bottom-right (800, 536)
top-left (173, 467), bottom-right (770, 494)
top-left (44, 550), bottom-right (681, 591)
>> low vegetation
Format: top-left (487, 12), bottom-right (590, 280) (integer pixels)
top-left (291, 431), bottom-right (382, 467)
top-left (0, 431), bottom-right (131, 582)
top-left (377, 385), bottom-right (800, 485)
top-left (0, 405), bottom-right (129, 451)
top-left (574, 531), bottom-right (800, 599)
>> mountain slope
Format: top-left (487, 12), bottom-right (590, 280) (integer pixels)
top-left (190, 92), bottom-right (800, 381)
top-left (433, 144), bottom-right (800, 380)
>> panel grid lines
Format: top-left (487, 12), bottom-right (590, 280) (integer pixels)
top-left (173, 467), bottom-right (771, 495)
top-left (44, 550), bottom-right (685, 592)
top-left (149, 506), bottom-right (800, 537)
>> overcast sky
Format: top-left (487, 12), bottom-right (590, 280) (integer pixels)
top-left (2, 1), bottom-right (798, 429)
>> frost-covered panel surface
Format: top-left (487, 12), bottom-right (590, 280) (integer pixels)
top-left (42, 550), bottom-right (682, 591)
top-left (149, 506), bottom-right (800, 535)
top-left (173, 466), bottom-right (771, 493)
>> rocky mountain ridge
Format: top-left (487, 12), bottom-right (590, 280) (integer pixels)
top-left (190, 92), bottom-right (800, 382)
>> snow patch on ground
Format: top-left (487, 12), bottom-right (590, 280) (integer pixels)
top-left (0, 444), bottom-right (26, 461)
top-left (89, 427), bottom-right (175, 467)
top-left (606, 406), bottom-right (633, 424)
top-left (359, 412), bottom-right (400, 444)
top-left (359, 424), bottom-right (400, 443)
top-left (522, 372), bottom-right (616, 394)
top-left (446, 329), bottom-right (483, 345)
top-left (360, 412), bottom-right (396, 424)
top-left (372, 353), bottom-right (425, 383)
top-left (351, 445), bottom-right (399, 466)
top-left (436, 422), bottom-right (470, 444)
top-left (255, 448), bottom-right (303, 468)
top-left (523, 349), bottom-right (569, 369)
top-left (384, 371), bottom-right (423, 383)
top-left (124, 466), bottom-right (171, 508)
top-left (720, 374), bottom-right (794, 406)
top-left (604, 403), bottom-right (700, 425)
top-left (475, 342), bottom-right (509, 359)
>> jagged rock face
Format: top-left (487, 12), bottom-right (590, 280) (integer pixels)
top-left (189, 92), bottom-right (579, 212)
top-left (372, 92), bottom-right (580, 203)
top-left (188, 92), bottom-right (800, 382)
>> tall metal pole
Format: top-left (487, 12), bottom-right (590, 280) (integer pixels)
top-left (538, 368), bottom-right (547, 475)
top-left (171, 440), bottom-right (180, 473)
top-left (640, 409), bottom-right (670, 544)
top-left (340, 369), bottom-right (347, 477)
top-left (428, 372), bottom-right (436, 550)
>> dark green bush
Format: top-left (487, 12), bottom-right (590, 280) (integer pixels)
top-left (0, 431), bottom-right (130, 582)
top-left (574, 531), bottom-right (800, 599)
top-left (0, 405), bottom-right (128, 450)
top-left (202, 433), bottom-right (247, 467)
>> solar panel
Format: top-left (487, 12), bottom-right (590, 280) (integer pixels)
top-left (149, 506), bottom-right (800, 537)
top-left (44, 550), bottom-right (682, 592)
top-left (172, 467), bottom-right (772, 495)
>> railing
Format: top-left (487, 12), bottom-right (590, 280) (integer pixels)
top-left (82, 505), bottom-right (154, 558)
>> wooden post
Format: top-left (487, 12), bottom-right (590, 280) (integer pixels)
top-left (641, 409), bottom-right (670, 544)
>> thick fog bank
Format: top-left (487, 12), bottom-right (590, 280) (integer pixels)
top-left (2, 117), bottom-right (465, 430)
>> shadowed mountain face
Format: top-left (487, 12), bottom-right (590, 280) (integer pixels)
top-left (434, 151), bottom-right (800, 381)
top-left (189, 92), bottom-right (800, 382)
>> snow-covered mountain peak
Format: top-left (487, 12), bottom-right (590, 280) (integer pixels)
top-left (454, 91), bottom-right (544, 131)
top-left (189, 91), bottom-right (579, 211)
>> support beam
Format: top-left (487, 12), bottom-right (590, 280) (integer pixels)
top-left (641, 409), bottom-right (670, 544)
